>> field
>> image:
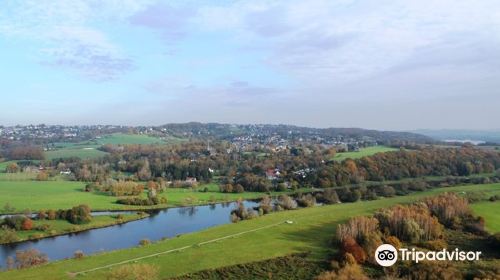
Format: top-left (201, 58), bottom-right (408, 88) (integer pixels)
top-left (44, 133), bottom-right (186, 160)
top-left (2, 183), bottom-right (498, 280)
top-left (94, 133), bottom-right (167, 145)
top-left (471, 201), bottom-right (500, 233)
top-left (331, 145), bottom-right (398, 161)
top-left (0, 181), bottom-right (299, 214)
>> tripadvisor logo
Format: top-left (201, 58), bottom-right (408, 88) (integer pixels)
top-left (375, 244), bottom-right (482, 267)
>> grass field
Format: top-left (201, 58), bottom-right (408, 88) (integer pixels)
top-left (44, 133), bottom-right (186, 160)
top-left (471, 201), bottom-right (500, 233)
top-left (332, 145), bottom-right (398, 161)
top-left (2, 183), bottom-right (498, 280)
top-left (95, 133), bottom-right (166, 145)
top-left (2, 213), bottom-right (144, 244)
top-left (0, 180), bottom-right (300, 214)
top-left (45, 147), bottom-right (108, 161)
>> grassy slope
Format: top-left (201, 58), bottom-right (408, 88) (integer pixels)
top-left (45, 133), bottom-right (185, 160)
top-left (3, 183), bottom-right (498, 280)
top-left (471, 201), bottom-right (500, 233)
top-left (332, 146), bottom-right (398, 162)
top-left (0, 181), bottom-right (300, 214)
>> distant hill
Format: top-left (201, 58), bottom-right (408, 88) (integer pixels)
top-left (414, 129), bottom-right (500, 144)
top-left (159, 122), bottom-right (435, 144)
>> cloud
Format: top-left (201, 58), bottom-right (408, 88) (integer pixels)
top-left (0, 0), bottom-right (151, 81)
top-left (130, 3), bottom-right (195, 41)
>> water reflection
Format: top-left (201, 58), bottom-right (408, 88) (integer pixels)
top-left (0, 200), bottom-right (259, 268)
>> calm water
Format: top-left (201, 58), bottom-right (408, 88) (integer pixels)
top-left (0, 200), bottom-right (259, 268)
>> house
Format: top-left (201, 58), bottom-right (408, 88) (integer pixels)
top-left (266, 168), bottom-right (280, 180)
top-left (185, 177), bottom-right (197, 184)
top-left (60, 169), bottom-right (72, 175)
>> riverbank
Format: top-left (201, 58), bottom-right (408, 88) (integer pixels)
top-left (0, 213), bottom-right (147, 245)
top-left (2, 183), bottom-right (498, 280)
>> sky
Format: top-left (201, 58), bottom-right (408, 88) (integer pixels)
top-left (0, 0), bottom-right (499, 130)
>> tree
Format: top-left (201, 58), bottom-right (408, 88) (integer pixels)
top-left (13, 249), bottom-right (48, 269)
top-left (21, 218), bottom-right (33, 231)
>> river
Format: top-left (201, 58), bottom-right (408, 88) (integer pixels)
top-left (0, 200), bottom-right (259, 268)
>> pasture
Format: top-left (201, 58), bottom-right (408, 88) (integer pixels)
top-left (2, 183), bottom-right (498, 280)
top-left (471, 201), bottom-right (500, 233)
top-left (332, 145), bottom-right (398, 161)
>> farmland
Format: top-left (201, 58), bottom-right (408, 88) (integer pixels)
top-left (331, 145), bottom-right (398, 161)
top-left (2, 183), bottom-right (498, 280)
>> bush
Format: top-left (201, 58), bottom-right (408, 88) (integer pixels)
top-left (12, 249), bottom-right (48, 269)
top-left (139, 239), bottom-right (151, 246)
top-left (117, 197), bottom-right (159, 206)
top-left (276, 195), bottom-right (297, 210)
top-left (73, 250), bottom-right (85, 259)
top-left (322, 189), bottom-right (340, 204)
top-left (21, 218), bottom-right (33, 231)
top-left (36, 172), bottom-right (49, 181)
top-left (66, 204), bottom-right (92, 225)
top-left (0, 226), bottom-right (19, 243)
top-left (297, 194), bottom-right (316, 207)
top-left (3, 216), bottom-right (30, 231)
top-left (259, 195), bottom-right (273, 214)
top-left (107, 264), bottom-right (159, 280)
top-left (340, 237), bottom-right (367, 264)
top-left (36, 224), bottom-right (51, 232)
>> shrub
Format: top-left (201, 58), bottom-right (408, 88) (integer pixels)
top-left (47, 209), bottom-right (57, 220)
top-left (12, 249), bottom-right (48, 269)
top-left (107, 264), bottom-right (159, 280)
top-left (322, 189), bottom-right (340, 204)
top-left (3, 216), bottom-right (29, 231)
top-left (37, 210), bottom-right (47, 220)
top-left (139, 239), bottom-right (151, 246)
top-left (66, 204), bottom-right (92, 225)
top-left (73, 250), bottom-right (85, 259)
top-left (36, 172), bottom-right (49, 181)
top-left (340, 237), bottom-right (367, 264)
top-left (259, 195), bottom-right (273, 214)
top-left (117, 197), bottom-right (159, 206)
top-left (0, 226), bottom-right (19, 243)
top-left (297, 194), bottom-right (316, 207)
top-left (36, 224), bottom-right (51, 232)
top-left (21, 218), bottom-right (33, 231)
top-left (276, 194), bottom-right (297, 210)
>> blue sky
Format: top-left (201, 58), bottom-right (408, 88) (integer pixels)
top-left (1, 0), bottom-right (499, 130)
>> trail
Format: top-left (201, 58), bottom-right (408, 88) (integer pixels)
top-left (71, 220), bottom-right (287, 276)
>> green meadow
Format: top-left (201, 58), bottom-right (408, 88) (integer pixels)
top-left (0, 180), bottom-right (298, 214)
top-left (2, 183), bottom-right (498, 280)
top-left (471, 201), bottom-right (500, 233)
top-left (332, 145), bottom-right (398, 162)
top-left (44, 133), bottom-right (186, 160)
